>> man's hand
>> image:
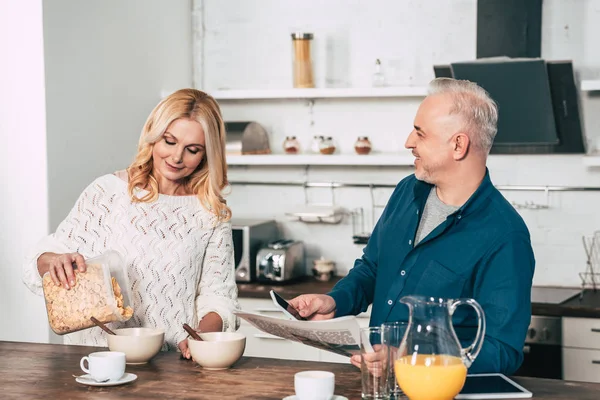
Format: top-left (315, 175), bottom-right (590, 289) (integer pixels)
top-left (351, 344), bottom-right (388, 377)
top-left (288, 294), bottom-right (336, 321)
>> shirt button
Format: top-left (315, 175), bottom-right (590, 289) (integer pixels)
top-left (416, 210), bottom-right (419, 215)
top-left (387, 300), bottom-right (393, 305)
top-left (401, 270), bottom-right (406, 276)
top-left (457, 215), bottom-right (462, 220)
top-left (408, 240), bottom-right (412, 245)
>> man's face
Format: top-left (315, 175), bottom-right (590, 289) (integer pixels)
top-left (404, 94), bottom-right (462, 184)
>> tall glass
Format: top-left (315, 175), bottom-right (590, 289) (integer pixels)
top-left (382, 322), bottom-right (408, 399)
top-left (360, 326), bottom-right (390, 400)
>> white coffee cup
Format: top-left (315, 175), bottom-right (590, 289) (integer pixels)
top-left (80, 351), bottom-right (126, 382)
top-left (294, 370), bottom-right (335, 400)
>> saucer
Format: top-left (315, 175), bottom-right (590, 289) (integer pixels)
top-left (282, 396), bottom-right (348, 400)
top-left (75, 372), bottom-right (137, 386)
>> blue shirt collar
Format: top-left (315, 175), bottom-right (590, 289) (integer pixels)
top-left (412, 168), bottom-right (494, 218)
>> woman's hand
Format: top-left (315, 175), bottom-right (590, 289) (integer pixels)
top-left (178, 339), bottom-right (192, 360)
top-left (37, 252), bottom-right (87, 290)
top-left (179, 312), bottom-right (224, 360)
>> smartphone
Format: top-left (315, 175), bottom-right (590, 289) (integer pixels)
top-left (269, 290), bottom-right (307, 321)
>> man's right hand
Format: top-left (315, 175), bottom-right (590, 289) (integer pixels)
top-left (288, 294), bottom-right (336, 321)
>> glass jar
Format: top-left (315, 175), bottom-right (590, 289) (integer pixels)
top-left (372, 59), bottom-right (386, 87)
top-left (283, 136), bottom-right (300, 154)
top-left (311, 135), bottom-right (324, 154)
top-left (291, 32), bottom-right (314, 88)
top-left (354, 136), bottom-right (372, 155)
top-left (319, 136), bottom-right (336, 155)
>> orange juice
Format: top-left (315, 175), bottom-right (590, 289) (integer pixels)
top-left (395, 354), bottom-right (467, 400)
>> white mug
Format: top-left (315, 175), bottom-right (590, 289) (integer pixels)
top-left (80, 351), bottom-right (126, 382)
top-left (294, 370), bottom-right (335, 400)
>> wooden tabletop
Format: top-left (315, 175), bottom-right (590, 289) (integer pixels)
top-left (2, 341), bottom-right (600, 399)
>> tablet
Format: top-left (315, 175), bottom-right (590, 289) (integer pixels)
top-left (455, 373), bottom-right (532, 399)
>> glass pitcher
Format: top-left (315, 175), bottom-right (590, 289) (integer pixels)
top-left (394, 296), bottom-right (486, 400)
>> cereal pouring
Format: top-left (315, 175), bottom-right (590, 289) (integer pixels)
top-left (42, 252), bottom-right (133, 335)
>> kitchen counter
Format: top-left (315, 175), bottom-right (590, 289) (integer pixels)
top-left (2, 341), bottom-right (600, 399)
top-left (239, 279), bottom-right (600, 319)
top-left (532, 289), bottom-right (600, 318)
top-left (237, 276), bottom-right (342, 299)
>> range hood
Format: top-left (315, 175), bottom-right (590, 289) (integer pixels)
top-left (433, 58), bottom-right (586, 155)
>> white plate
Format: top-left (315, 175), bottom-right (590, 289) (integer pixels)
top-left (75, 372), bottom-right (137, 387)
top-left (282, 396), bottom-right (348, 400)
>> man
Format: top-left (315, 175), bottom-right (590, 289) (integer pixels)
top-left (289, 78), bottom-right (535, 375)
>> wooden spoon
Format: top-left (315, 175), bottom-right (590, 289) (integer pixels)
top-left (90, 317), bottom-right (116, 335)
top-left (183, 323), bottom-right (202, 341)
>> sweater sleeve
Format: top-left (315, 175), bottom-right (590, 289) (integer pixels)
top-left (22, 181), bottom-right (100, 296)
top-left (195, 220), bottom-right (240, 332)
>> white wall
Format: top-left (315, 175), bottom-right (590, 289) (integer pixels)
top-left (43, 0), bottom-right (194, 229)
top-left (0, 0), bottom-right (51, 343)
top-left (0, 0), bottom-right (193, 344)
top-left (196, 0), bottom-right (600, 287)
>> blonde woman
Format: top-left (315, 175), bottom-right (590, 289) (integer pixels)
top-left (23, 89), bottom-right (239, 358)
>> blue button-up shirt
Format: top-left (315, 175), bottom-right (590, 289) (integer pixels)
top-left (328, 170), bottom-right (535, 374)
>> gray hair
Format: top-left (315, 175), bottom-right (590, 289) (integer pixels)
top-left (427, 77), bottom-right (499, 154)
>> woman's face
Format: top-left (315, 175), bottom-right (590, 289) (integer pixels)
top-left (152, 118), bottom-right (206, 184)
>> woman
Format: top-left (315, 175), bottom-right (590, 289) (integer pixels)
top-left (23, 89), bottom-right (239, 358)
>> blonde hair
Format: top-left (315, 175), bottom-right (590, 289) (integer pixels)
top-left (128, 88), bottom-right (231, 222)
top-left (428, 77), bottom-right (499, 154)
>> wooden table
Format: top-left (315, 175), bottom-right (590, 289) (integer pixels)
top-left (2, 341), bottom-right (600, 399)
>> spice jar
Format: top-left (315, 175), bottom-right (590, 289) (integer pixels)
top-left (354, 136), bottom-right (372, 155)
top-left (283, 136), bottom-right (300, 154)
top-left (319, 136), bottom-right (336, 155)
top-left (311, 135), bottom-right (324, 154)
top-left (291, 33), bottom-right (314, 88)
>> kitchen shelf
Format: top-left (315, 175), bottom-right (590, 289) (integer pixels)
top-left (211, 86), bottom-right (428, 100)
top-left (226, 153), bottom-right (415, 166)
top-left (583, 154), bottom-right (600, 167)
top-left (581, 80), bottom-right (600, 92)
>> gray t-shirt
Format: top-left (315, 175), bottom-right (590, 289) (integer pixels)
top-left (414, 187), bottom-right (460, 245)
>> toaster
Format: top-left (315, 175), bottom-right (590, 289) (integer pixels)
top-left (256, 240), bottom-right (305, 283)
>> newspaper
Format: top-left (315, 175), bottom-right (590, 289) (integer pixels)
top-left (234, 311), bottom-right (363, 357)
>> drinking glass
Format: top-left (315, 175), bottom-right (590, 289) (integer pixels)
top-left (382, 321), bottom-right (408, 399)
top-left (360, 326), bottom-right (390, 400)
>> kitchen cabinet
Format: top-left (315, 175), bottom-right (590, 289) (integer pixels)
top-left (238, 297), bottom-right (371, 364)
top-left (562, 317), bottom-right (600, 383)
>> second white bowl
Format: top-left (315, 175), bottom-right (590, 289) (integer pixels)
top-left (188, 331), bottom-right (246, 370)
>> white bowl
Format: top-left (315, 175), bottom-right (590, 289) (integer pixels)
top-left (107, 327), bottom-right (164, 364)
top-left (188, 331), bottom-right (246, 370)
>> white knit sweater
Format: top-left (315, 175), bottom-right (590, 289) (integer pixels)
top-left (23, 174), bottom-right (239, 349)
